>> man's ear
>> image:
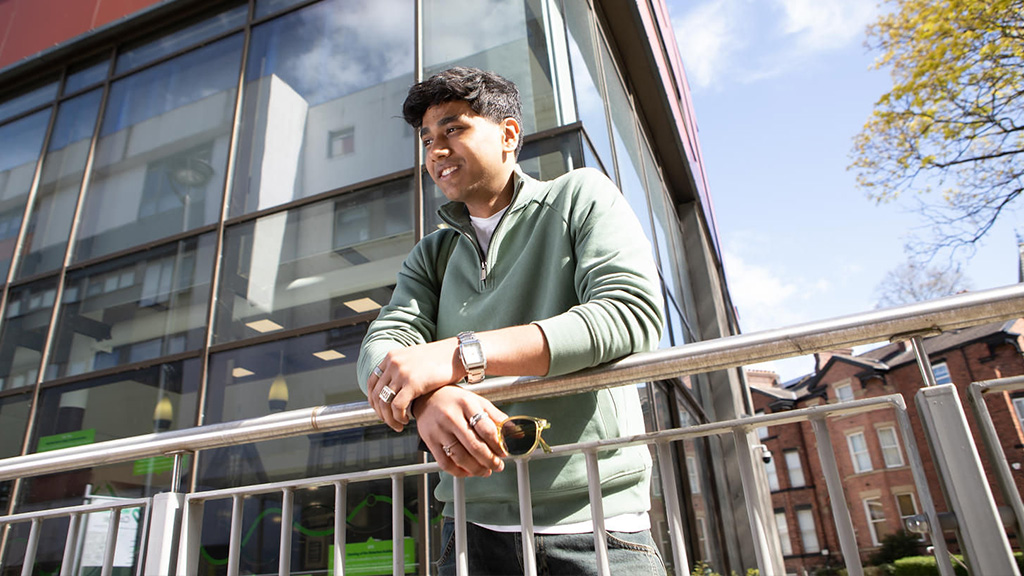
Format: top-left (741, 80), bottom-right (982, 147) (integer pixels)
top-left (500, 117), bottom-right (521, 153)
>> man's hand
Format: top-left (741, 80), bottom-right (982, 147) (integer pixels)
top-left (413, 386), bottom-right (508, 477)
top-left (367, 338), bottom-right (464, 432)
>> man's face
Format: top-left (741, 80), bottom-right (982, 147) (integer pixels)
top-left (419, 100), bottom-right (519, 213)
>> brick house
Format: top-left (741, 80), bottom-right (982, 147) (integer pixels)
top-left (749, 318), bottom-right (1024, 575)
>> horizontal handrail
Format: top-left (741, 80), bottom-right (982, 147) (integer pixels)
top-left (0, 282), bottom-right (1021, 483)
top-left (0, 497), bottom-right (150, 525)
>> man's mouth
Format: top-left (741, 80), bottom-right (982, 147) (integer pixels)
top-left (439, 166), bottom-right (457, 178)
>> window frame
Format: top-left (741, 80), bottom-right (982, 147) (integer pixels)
top-left (846, 431), bottom-right (873, 473)
top-left (834, 382), bottom-right (854, 402)
top-left (863, 497), bottom-right (887, 546)
top-left (877, 426), bottom-right (905, 468)
top-left (795, 507), bottom-right (820, 553)
top-left (784, 449), bottom-right (806, 488)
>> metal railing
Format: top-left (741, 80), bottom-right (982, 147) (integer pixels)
top-left (0, 282), bottom-right (1022, 576)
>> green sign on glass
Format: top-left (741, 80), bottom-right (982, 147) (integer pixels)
top-left (328, 537), bottom-right (416, 575)
top-left (37, 429), bottom-right (95, 452)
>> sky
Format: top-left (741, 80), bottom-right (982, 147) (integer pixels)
top-left (664, 0), bottom-right (1021, 381)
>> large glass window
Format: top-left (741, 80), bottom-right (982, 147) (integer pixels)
top-left (0, 78), bottom-right (58, 123)
top-left (878, 426), bottom-right (905, 468)
top-left (18, 89), bottom-right (104, 279)
top-left (0, 109), bottom-right (52, 280)
top-left (18, 359), bottom-right (199, 512)
top-left (216, 178), bottom-right (413, 343)
top-left (202, 327), bottom-right (421, 488)
top-left (114, 2), bottom-right (248, 74)
top-left (0, 391), bottom-right (31, 459)
top-left (74, 35), bottom-right (243, 263)
top-left (784, 449), bottom-right (805, 488)
top-left (774, 510), bottom-right (793, 556)
top-left (561, 0), bottom-right (613, 172)
top-left (230, 0), bottom-right (415, 218)
top-left (48, 234), bottom-right (215, 379)
top-left (424, 0), bottom-right (562, 134)
top-left (0, 278), bottom-right (58, 391)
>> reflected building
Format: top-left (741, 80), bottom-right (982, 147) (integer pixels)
top-left (0, 0), bottom-right (757, 574)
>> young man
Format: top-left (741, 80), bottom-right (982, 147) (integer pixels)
top-left (357, 66), bottom-right (666, 575)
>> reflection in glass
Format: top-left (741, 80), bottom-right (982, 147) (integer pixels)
top-left (63, 59), bottom-right (110, 95)
top-left (196, 478), bottom-right (422, 574)
top-left (0, 391), bottom-right (31, 458)
top-left (601, 40), bottom-right (657, 250)
top-left (114, 2), bottom-right (248, 74)
top-left (0, 278), bottom-right (57, 391)
top-left (202, 327), bottom-right (421, 489)
top-left (217, 178), bottom-right (413, 343)
top-left (18, 89), bottom-right (104, 279)
top-left (74, 35), bottom-right (243, 263)
top-left (0, 79), bottom-right (58, 123)
top-left (48, 234), bottom-right (215, 380)
top-left (0, 109), bottom-right (52, 279)
top-left (562, 0), bottom-right (614, 170)
top-left (230, 0), bottom-right (414, 217)
top-left (423, 0), bottom-right (561, 135)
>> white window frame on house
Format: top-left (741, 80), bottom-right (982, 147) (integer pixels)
top-left (795, 507), bottom-right (820, 553)
top-left (863, 497), bottom-right (887, 546)
top-left (877, 426), bottom-right (905, 468)
top-left (932, 361), bottom-right (953, 385)
top-left (756, 410), bottom-right (769, 440)
top-left (687, 455), bottom-right (701, 494)
top-left (895, 492), bottom-right (924, 541)
top-left (1012, 397), bottom-right (1024, 432)
top-left (846, 431), bottom-right (873, 473)
top-left (764, 457), bottom-right (780, 491)
top-left (784, 449), bottom-right (806, 488)
top-left (834, 382), bottom-right (854, 402)
top-left (775, 510), bottom-right (794, 556)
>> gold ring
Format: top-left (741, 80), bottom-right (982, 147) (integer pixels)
top-left (379, 386), bottom-right (396, 404)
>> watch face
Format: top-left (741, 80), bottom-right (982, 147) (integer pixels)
top-left (462, 342), bottom-right (484, 366)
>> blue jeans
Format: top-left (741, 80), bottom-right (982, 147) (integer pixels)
top-left (437, 520), bottom-right (666, 576)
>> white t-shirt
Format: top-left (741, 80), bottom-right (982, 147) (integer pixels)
top-left (469, 205), bottom-right (509, 255)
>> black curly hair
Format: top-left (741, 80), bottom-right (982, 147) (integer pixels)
top-left (402, 66), bottom-right (523, 156)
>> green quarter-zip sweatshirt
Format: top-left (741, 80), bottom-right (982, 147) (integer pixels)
top-left (357, 166), bottom-right (664, 527)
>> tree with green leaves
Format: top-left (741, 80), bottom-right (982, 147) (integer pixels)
top-left (851, 0), bottom-right (1023, 258)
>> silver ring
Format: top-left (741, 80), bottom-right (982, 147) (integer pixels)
top-left (443, 441), bottom-right (458, 457)
top-left (372, 366), bottom-right (383, 378)
top-left (378, 386), bottom-right (396, 404)
top-left (468, 412), bottom-right (485, 428)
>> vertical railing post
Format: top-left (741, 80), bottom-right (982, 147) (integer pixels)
top-left (656, 441), bottom-right (689, 576)
top-left (279, 488), bottom-right (293, 576)
top-left (100, 508), bottom-right (121, 576)
top-left (968, 378), bottom-right (1024, 548)
top-left (60, 513), bottom-right (82, 576)
top-left (809, 417), bottom-right (862, 576)
top-left (175, 498), bottom-right (204, 576)
top-left (19, 518), bottom-right (41, 576)
top-left (516, 459), bottom-right (538, 576)
top-left (585, 450), bottom-right (610, 576)
top-left (226, 495), bottom-right (244, 576)
top-left (334, 481), bottom-right (347, 576)
top-left (453, 476), bottom-right (468, 576)
top-left (915, 384), bottom-right (1019, 575)
top-left (732, 429), bottom-right (782, 576)
top-left (144, 492), bottom-right (185, 576)
top-left (391, 474), bottom-right (405, 575)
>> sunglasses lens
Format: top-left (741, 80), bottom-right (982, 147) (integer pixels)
top-left (501, 418), bottom-right (538, 456)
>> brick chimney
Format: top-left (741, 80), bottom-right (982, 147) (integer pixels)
top-left (815, 348), bottom-right (854, 372)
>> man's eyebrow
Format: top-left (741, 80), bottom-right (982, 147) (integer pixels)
top-left (419, 114), bottom-right (461, 137)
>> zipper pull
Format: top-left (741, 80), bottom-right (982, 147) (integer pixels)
top-left (480, 261), bottom-right (487, 282)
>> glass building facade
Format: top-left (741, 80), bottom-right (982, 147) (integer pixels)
top-left (0, 0), bottom-right (753, 574)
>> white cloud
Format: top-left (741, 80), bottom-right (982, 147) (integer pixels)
top-left (670, 0), bottom-right (879, 90)
top-left (776, 0), bottom-right (878, 51)
top-left (673, 0), bottom-right (744, 89)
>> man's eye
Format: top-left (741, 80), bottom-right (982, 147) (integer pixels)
top-left (422, 138), bottom-right (432, 146)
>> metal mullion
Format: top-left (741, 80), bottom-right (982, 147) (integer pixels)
top-left (590, 3), bottom-right (621, 191)
top-left (191, 0), bottom-right (255, 494)
top-left (3, 53), bottom-right (114, 527)
top-left (414, 0), bottom-right (424, 243)
top-left (0, 77), bottom-right (62, 334)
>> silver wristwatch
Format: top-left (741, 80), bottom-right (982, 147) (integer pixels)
top-left (457, 331), bottom-right (486, 384)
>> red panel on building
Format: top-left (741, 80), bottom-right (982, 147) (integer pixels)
top-left (0, 0), bottom-right (162, 71)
